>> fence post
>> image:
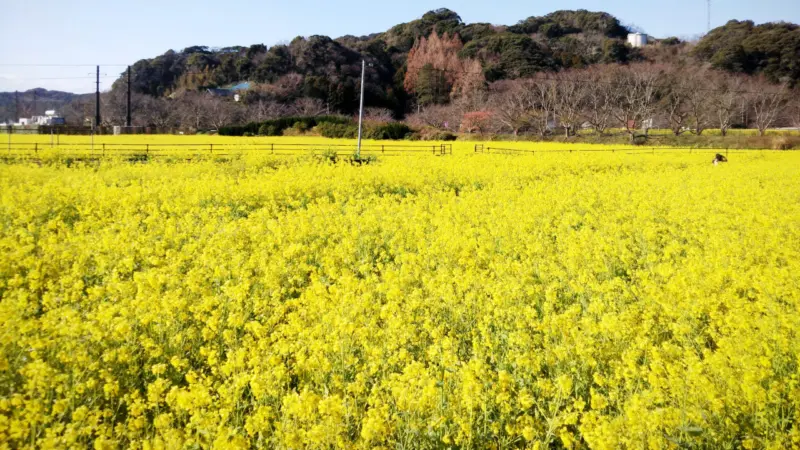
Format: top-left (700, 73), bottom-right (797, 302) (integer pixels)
top-left (146, 144), bottom-right (149, 155)
top-left (35, 143), bottom-right (38, 154)
top-left (382, 145), bottom-right (384, 154)
top-left (271, 143), bottom-right (274, 154)
top-left (432, 145), bottom-right (435, 155)
top-left (210, 144), bottom-right (213, 154)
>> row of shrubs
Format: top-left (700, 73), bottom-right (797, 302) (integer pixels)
top-left (218, 116), bottom-right (351, 137)
top-left (219, 116), bottom-right (458, 141)
top-left (316, 122), bottom-right (413, 140)
top-left (316, 123), bottom-right (458, 141)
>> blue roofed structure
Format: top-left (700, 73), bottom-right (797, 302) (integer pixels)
top-left (228, 82), bottom-right (251, 91)
top-left (206, 82), bottom-right (251, 100)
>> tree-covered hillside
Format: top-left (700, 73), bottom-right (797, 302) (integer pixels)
top-left (693, 20), bottom-right (800, 84)
top-left (119, 9), bottom-right (644, 115)
top-left (115, 9), bottom-right (799, 120)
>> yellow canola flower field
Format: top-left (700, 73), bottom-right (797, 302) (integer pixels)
top-left (1, 147), bottom-right (799, 449)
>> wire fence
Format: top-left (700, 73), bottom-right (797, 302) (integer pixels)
top-left (473, 144), bottom-right (791, 156)
top-left (1, 142), bottom-right (454, 157)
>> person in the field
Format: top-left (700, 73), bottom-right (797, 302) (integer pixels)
top-left (712, 154), bottom-right (728, 165)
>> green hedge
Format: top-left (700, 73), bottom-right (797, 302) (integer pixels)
top-left (316, 122), bottom-right (412, 140)
top-left (368, 123), bottom-right (412, 140)
top-left (219, 116), bottom-right (351, 136)
top-left (220, 116), bottom-right (414, 140)
top-left (317, 122), bottom-right (358, 138)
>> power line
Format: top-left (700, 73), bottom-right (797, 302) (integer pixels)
top-left (0, 76), bottom-right (118, 81)
top-left (0, 64), bottom-right (129, 67)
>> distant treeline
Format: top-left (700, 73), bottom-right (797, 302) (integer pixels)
top-left (219, 116), bottom-right (350, 136)
top-left (219, 116), bottom-right (413, 140)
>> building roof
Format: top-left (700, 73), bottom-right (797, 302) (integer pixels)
top-left (227, 82), bottom-right (251, 91)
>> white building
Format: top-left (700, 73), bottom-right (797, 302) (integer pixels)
top-left (19, 110), bottom-right (66, 126)
top-left (30, 110), bottom-right (65, 125)
top-left (627, 33), bottom-right (648, 48)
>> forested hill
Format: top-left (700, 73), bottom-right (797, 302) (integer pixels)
top-left (119, 9), bottom-right (642, 114)
top-left (118, 9), bottom-right (799, 115)
top-left (692, 20), bottom-right (800, 84)
top-left (0, 89), bottom-right (91, 125)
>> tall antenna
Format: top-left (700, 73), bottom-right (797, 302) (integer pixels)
top-left (707, 0), bottom-right (711, 32)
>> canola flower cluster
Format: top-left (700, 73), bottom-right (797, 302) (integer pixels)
top-left (1, 151), bottom-right (799, 449)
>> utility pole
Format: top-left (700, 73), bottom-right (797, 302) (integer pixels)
top-left (126, 66), bottom-right (132, 127)
top-left (33, 90), bottom-right (37, 117)
top-left (14, 91), bottom-right (19, 123)
top-left (95, 65), bottom-right (101, 130)
top-left (356, 59), bottom-right (366, 158)
top-left (707, 0), bottom-right (711, 32)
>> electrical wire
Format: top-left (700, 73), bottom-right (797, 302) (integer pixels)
top-left (0, 64), bottom-right (129, 67)
top-left (0, 76), bottom-right (119, 81)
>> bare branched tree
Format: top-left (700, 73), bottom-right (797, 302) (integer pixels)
top-left (552, 71), bottom-right (587, 137)
top-left (291, 97), bottom-right (327, 116)
top-left (487, 80), bottom-right (535, 136)
top-left (609, 64), bottom-right (661, 136)
top-left (206, 96), bottom-right (241, 130)
top-left (140, 96), bottom-right (176, 128)
top-left (660, 66), bottom-right (691, 135)
top-left (406, 104), bottom-right (462, 130)
top-left (62, 97), bottom-right (92, 126)
top-left (530, 79), bottom-right (557, 136)
top-left (451, 87), bottom-right (489, 118)
top-left (246, 99), bottom-right (288, 122)
top-left (100, 88), bottom-right (144, 126)
top-left (685, 67), bottom-right (713, 135)
top-left (745, 76), bottom-right (788, 136)
top-left (177, 92), bottom-right (209, 131)
top-left (363, 107), bottom-right (394, 122)
top-left (581, 66), bottom-right (616, 135)
top-left (710, 72), bottom-right (745, 136)
top-left (789, 91), bottom-right (800, 129)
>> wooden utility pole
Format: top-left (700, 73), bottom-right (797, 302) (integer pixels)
top-left (95, 65), bottom-right (101, 129)
top-left (126, 66), bottom-right (132, 127)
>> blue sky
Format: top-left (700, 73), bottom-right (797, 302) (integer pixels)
top-left (1, 0), bottom-right (798, 93)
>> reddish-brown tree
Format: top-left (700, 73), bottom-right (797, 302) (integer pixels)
top-left (404, 32), bottom-right (484, 105)
top-left (460, 111), bottom-right (493, 134)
